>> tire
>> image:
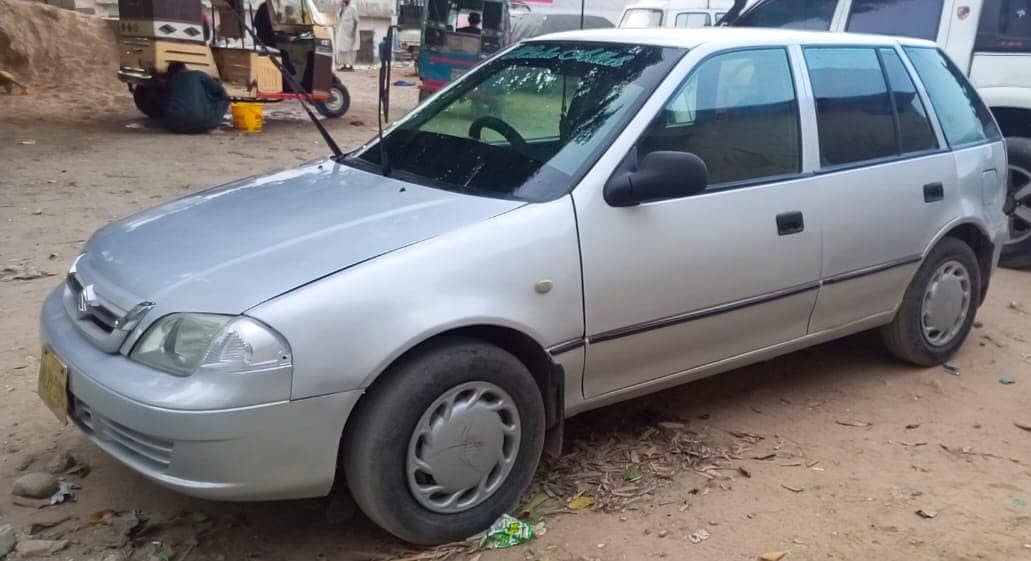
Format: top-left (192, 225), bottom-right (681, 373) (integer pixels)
top-left (315, 80), bottom-right (350, 118)
top-left (881, 237), bottom-right (981, 366)
top-left (342, 337), bottom-right (545, 545)
top-left (1000, 137), bottom-right (1031, 269)
top-left (132, 83), bottom-right (166, 119)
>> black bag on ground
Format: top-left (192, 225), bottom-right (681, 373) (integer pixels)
top-left (163, 64), bottom-right (230, 134)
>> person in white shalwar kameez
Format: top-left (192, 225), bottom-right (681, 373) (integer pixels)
top-left (336, 0), bottom-right (360, 71)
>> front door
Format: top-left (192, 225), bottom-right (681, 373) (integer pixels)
top-left (575, 47), bottom-right (823, 398)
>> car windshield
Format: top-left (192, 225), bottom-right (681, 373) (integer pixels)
top-left (352, 42), bottom-right (684, 201)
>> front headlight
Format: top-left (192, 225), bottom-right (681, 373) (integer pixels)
top-left (130, 313), bottom-right (292, 376)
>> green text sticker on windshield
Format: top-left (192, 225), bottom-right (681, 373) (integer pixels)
top-left (505, 45), bottom-right (637, 68)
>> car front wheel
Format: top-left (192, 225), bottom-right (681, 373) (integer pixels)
top-left (881, 237), bottom-right (981, 366)
top-left (342, 337), bottom-right (545, 545)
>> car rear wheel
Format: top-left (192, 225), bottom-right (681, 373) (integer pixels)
top-left (342, 337), bottom-right (545, 545)
top-left (1000, 137), bottom-right (1031, 269)
top-left (316, 80), bottom-right (350, 119)
top-left (881, 237), bottom-right (981, 366)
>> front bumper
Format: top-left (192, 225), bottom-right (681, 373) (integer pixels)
top-left (40, 289), bottom-right (361, 501)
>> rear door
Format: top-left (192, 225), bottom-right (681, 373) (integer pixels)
top-left (803, 45), bottom-right (959, 332)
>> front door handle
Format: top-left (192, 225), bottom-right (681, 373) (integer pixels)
top-left (924, 182), bottom-right (944, 203)
top-left (776, 211), bottom-right (805, 236)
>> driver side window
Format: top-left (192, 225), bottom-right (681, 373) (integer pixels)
top-left (637, 48), bottom-right (802, 187)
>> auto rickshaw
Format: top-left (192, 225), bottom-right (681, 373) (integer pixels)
top-left (417, 0), bottom-right (509, 99)
top-left (116, 0), bottom-right (350, 119)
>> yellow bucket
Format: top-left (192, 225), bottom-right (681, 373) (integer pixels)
top-left (231, 102), bottom-right (263, 133)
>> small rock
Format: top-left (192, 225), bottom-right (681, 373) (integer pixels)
top-left (12, 473), bottom-right (59, 499)
top-left (0, 524), bottom-right (16, 558)
top-left (943, 363), bottom-right (959, 375)
top-left (915, 509), bottom-right (938, 519)
top-left (46, 452), bottom-right (79, 475)
top-left (100, 553), bottom-right (126, 561)
top-left (759, 552), bottom-right (788, 561)
top-left (15, 455), bottom-right (34, 472)
top-left (688, 529), bottom-right (710, 544)
top-left (1000, 377), bottom-right (1016, 385)
top-left (657, 529), bottom-right (669, 538)
top-left (15, 539), bottom-right (68, 557)
top-left (973, 320), bottom-right (983, 328)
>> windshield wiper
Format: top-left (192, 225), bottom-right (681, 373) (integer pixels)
top-left (376, 28), bottom-right (394, 177)
top-left (227, 9), bottom-right (344, 160)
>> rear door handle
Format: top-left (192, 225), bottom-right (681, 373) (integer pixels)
top-left (776, 211), bottom-right (805, 236)
top-left (924, 182), bottom-right (944, 203)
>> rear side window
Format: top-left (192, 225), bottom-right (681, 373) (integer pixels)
top-left (845, 0), bottom-right (944, 40)
top-left (879, 48), bottom-right (938, 153)
top-left (620, 8), bottom-right (663, 27)
top-left (903, 47), bottom-right (1002, 146)
top-left (976, 0), bottom-right (1031, 51)
top-left (734, 0), bottom-right (837, 30)
top-left (675, 12), bottom-right (712, 27)
top-left (805, 47), bottom-right (898, 165)
top-left (637, 48), bottom-right (801, 186)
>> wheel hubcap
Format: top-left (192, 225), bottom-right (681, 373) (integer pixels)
top-left (921, 260), bottom-right (971, 347)
top-left (1008, 165), bottom-right (1031, 244)
top-left (324, 90), bottom-right (344, 113)
top-left (406, 382), bottom-right (520, 513)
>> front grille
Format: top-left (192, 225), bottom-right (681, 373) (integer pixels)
top-left (72, 398), bottom-right (173, 470)
top-left (67, 275), bottom-right (118, 333)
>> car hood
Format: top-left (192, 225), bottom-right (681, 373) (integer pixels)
top-left (76, 160), bottom-right (524, 317)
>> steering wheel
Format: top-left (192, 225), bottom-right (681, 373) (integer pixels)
top-left (468, 116), bottom-right (530, 154)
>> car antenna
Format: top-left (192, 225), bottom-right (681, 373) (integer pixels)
top-left (226, 8), bottom-right (344, 160)
top-left (376, 26), bottom-right (395, 176)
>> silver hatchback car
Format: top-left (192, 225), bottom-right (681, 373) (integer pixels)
top-left (39, 28), bottom-right (1007, 544)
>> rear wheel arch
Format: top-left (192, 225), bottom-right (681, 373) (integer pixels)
top-left (939, 222), bottom-right (994, 304)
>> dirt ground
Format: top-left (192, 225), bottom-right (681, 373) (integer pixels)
top-left (2, 68), bottom-right (1031, 561)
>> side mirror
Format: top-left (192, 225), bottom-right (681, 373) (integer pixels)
top-left (604, 151), bottom-right (708, 207)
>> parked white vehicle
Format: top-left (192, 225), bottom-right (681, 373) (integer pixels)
top-left (729, 0), bottom-right (1031, 266)
top-left (619, 0), bottom-right (735, 28)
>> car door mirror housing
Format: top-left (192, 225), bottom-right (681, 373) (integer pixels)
top-left (604, 151), bottom-right (708, 207)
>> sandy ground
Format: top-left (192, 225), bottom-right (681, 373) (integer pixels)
top-left (2, 69), bottom-right (1031, 561)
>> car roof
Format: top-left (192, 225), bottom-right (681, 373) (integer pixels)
top-left (529, 27), bottom-right (940, 49)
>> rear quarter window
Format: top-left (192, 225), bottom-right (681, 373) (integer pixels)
top-left (903, 47), bottom-right (1002, 146)
top-left (845, 0), bottom-right (945, 41)
top-left (975, 0), bottom-right (1031, 51)
top-left (734, 0), bottom-right (837, 30)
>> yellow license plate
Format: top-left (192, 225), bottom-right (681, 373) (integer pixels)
top-left (38, 347), bottom-right (69, 425)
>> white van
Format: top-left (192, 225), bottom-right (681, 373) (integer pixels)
top-left (728, 0), bottom-right (1031, 266)
top-left (619, 0), bottom-right (735, 28)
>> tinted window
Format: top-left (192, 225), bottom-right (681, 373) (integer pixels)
top-left (735, 0), bottom-right (837, 30)
top-left (805, 47), bottom-right (897, 165)
top-left (976, 0), bottom-right (1031, 51)
top-left (904, 47), bottom-right (1002, 146)
top-left (675, 12), bottom-right (711, 27)
top-left (620, 8), bottom-right (663, 27)
top-left (356, 43), bottom-right (684, 201)
top-left (880, 48), bottom-right (938, 153)
top-left (846, 0), bottom-right (944, 40)
top-left (638, 49), bottom-right (801, 185)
